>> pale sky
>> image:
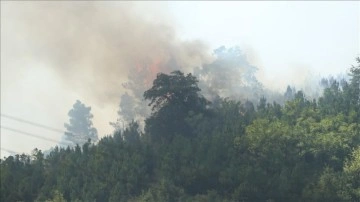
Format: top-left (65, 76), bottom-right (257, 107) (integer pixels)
top-left (168, 1), bottom-right (359, 82)
top-left (1, 1), bottom-right (359, 157)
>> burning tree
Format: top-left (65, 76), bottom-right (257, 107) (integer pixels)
top-left (112, 46), bottom-right (270, 132)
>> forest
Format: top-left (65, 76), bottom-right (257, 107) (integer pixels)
top-left (1, 58), bottom-right (360, 202)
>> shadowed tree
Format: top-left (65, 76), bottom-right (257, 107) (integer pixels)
top-left (144, 70), bottom-right (210, 142)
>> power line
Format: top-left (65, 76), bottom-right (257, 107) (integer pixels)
top-left (0, 114), bottom-right (88, 141)
top-left (1, 147), bottom-right (21, 155)
top-left (1, 125), bottom-right (69, 146)
top-left (0, 114), bottom-right (96, 144)
top-left (0, 114), bottom-right (96, 152)
top-left (1, 113), bottom-right (64, 133)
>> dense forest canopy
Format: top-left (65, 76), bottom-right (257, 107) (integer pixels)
top-left (1, 58), bottom-right (360, 202)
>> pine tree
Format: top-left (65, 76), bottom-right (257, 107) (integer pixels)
top-left (63, 100), bottom-right (98, 147)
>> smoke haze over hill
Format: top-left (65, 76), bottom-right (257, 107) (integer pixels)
top-left (1, 1), bottom-right (358, 156)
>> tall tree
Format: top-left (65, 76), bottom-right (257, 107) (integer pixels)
top-left (284, 85), bottom-right (296, 101)
top-left (63, 100), bottom-right (98, 147)
top-left (349, 57), bottom-right (360, 120)
top-left (144, 70), bottom-right (209, 142)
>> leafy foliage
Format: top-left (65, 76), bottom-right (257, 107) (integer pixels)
top-left (1, 59), bottom-right (360, 201)
top-left (144, 70), bottom-right (210, 143)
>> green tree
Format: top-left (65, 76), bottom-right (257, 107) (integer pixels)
top-left (44, 190), bottom-right (67, 202)
top-left (144, 70), bottom-right (209, 142)
top-left (348, 57), bottom-right (360, 121)
top-left (342, 147), bottom-right (360, 200)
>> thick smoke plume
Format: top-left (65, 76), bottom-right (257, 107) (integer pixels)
top-left (115, 46), bottom-right (274, 128)
top-left (4, 2), bottom-right (331, 133)
top-left (195, 46), bottom-right (264, 101)
top-left (5, 2), bottom-right (270, 128)
top-left (4, 2), bottom-right (212, 107)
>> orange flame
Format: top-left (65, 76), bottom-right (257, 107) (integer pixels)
top-left (133, 56), bottom-right (165, 88)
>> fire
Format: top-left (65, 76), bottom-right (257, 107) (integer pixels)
top-left (148, 57), bottom-right (162, 82)
top-left (132, 56), bottom-right (165, 89)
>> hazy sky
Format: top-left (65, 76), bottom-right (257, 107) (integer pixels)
top-left (169, 1), bottom-right (359, 82)
top-left (1, 1), bottom-right (359, 157)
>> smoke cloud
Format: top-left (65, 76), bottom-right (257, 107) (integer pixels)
top-left (3, 1), bottom-right (333, 134)
top-left (3, 1), bottom-right (212, 107)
